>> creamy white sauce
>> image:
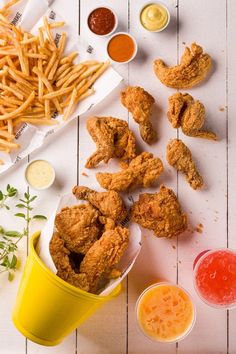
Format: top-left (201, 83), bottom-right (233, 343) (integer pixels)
top-left (26, 160), bottom-right (55, 189)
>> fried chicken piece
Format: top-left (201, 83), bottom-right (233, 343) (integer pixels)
top-left (153, 43), bottom-right (212, 89)
top-left (79, 226), bottom-right (129, 293)
top-left (49, 232), bottom-right (89, 291)
top-left (96, 152), bottom-right (164, 192)
top-left (166, 139), bottom-right (204, 190)
top-left (131, 185), bottom-right (187, 238)
top-left (120, 86), bottom-right (157, 144)
top-left (85, 116), bottom-right (136, 168)
top-left (168, 93), bottom-right (217, 140)
top-left (55, 203), bottom-right (101, 254)
top-left (72, 186), bottom-right (127, 222)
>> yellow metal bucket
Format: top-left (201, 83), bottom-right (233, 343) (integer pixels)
top-left (12, 231), bottom-right (121, 346)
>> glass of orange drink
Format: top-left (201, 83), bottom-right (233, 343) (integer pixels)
top-left (136, 282), bottom-right (196, 343)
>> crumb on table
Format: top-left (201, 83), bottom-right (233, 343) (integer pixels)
top-left (82, 172), bottom-right (89, 177)
top-left (219, 106), bottom-right (225, 112)
top-left (172, 245), bottom-right (176, 250)
top-left (195, 223), bottom-right (204, 233)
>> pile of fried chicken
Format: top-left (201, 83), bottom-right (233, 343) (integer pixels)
top-left (50, 187), bottom-right (129, 294)
top-left (50, 42), bottom-right (217, 294)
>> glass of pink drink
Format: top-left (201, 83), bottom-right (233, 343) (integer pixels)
top-left (193, 249), bottom-right (236, 308)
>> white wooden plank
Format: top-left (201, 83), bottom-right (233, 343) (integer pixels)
top-left (177, 1), bottom-right (227, 353)
top-left (128, 0), bottom-right (179, 353)
top-left (77, 1), bottom-right (129, 353)
top-left (227, 0), bottom-right (236, 353)
top-left (26, 0), bottom-right (79, 353)
top-left (0, 162), bottom-right (29, 354)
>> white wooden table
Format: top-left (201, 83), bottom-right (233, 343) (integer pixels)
top-left (1, 0), bottom-right (236, 353)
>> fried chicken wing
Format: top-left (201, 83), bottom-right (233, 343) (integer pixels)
top-left (55, 204), bottom-right (101, 254)
top-left (85, 116), bottom-right (136, 168)
top-left (72, 186), bottom-right (127, 222)
top-left (49, 232), bottom-right (89, 291)
top-left (96, 152), bottom-right (164, 192)
top-left (79, 226), bottom-right (129, 293)
top-left (168, 93), bottom-right (217, 140)
top-left (153, 43), bottom-right (212, 89)
top-left (166, 139), bottom-right (204, 190)
top-left (131, 185), bottom-right (187, 238)
top-left (120, 86), bottom-right (157, 144)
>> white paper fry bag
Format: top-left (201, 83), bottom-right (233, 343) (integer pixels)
top-left (38, 194), bottom-right (142, 296)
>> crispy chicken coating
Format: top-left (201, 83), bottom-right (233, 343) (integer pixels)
top-left (96, 152), bottom-right (164, 192)
top-left (72, 186), bottom-right (128, 222)
top-left (79, 226), bottom-right (129, 293)
top-left (153, 43), bottom-right (212, 89)
top-left (131, 185), bottom-right (187, 238)
top-left (49, 232), bottom-right (89, 291)
top-left (120, 86), bottom-right (157, 144)
top-left (55, 204), bottom-right (101, 254)
top-left (85, 116), bottom-right (136, 168)
top-left (168, 92), bottom-right (217, 140)
top-left (166, 139), bottom-right (204, 190)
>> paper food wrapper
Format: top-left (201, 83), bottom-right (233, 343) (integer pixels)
top-left (37, 194), bottom-right (142, 296)
top-left (0, 0), bottom-right (122, 174)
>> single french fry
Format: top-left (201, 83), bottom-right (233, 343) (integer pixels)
top-left (45, 99), bottom-right (50, 119)
top-left (44, 50), bottom-right (57, 77)
top-left (42, 86), bottom-right (74, 100)
top-left (49, 22), bottom-right (65, 29)
top-left (43, 16), bottom-right (56, 49)
top-left (63, 87), bottom-right (77, 121)
top-left (21, 36), bottom-right (38, 45)
top-left (77, 88), bottom-right (95, 102)
top-left (0, 91), bottom-right (35, 120)
top-left (79, 64), bottom-right (103, 80)
top-left (60, 51), bottom-right (78, 65)
top-left (20, 118), bottom-right (58, 125)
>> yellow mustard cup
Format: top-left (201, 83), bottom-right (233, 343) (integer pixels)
top-left (12, 231), bottom-right (121, 346)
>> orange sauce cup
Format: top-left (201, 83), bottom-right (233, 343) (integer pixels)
top-left (136, 282), bottom-right (196, 343)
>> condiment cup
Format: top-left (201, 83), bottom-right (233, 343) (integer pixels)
top-left (106, 32), bottom-right (138, 64)
top-left (87, 6), bottom-right (118, 37)
top-left (139, 2), bottom-right (170, 33)
top-left (25, 159), bottom-right (55, 191)
top-left (193, 248), bottom-right (236, 310)
top-left (135, 282), bottom-right (196, 343)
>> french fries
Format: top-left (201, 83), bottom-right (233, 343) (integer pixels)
top-left (0, 0), bottom-right (110, 162)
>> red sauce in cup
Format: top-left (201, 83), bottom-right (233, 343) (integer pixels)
top-left (88, 7), bottom-right (116, 36)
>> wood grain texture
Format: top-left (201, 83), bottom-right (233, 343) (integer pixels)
top-left (0, 0), bottom-right (236, 353)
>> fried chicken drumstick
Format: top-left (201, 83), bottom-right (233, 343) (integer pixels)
top-left (120, 86), bottom-right (157, 144)
top-left (166, 139), bottom-right (204, 190)
top-left (96, 152), bottom-right (164, 192)
top-left (153, 43), bottom-right (212, 89)
top-left (55, 204), bottom-right (101, 254)
top-left (131, 185), bottom-right (187, 238)
top-left (168, 92), bottom-right (217, 140)
top-left (79, 226), bottom-right (129, 293)
top-left (72, 186), bottom-right (127, 222)
top-left (85, 116), bottom-right (136, 168)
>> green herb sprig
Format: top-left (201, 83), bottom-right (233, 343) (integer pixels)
top-left (0, 184), bottom-right (18, 210)
top-left (0, 187), bottom-right (47, 280)
top-left (15, 191), bottom-right (47, 238)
